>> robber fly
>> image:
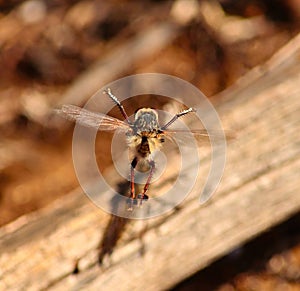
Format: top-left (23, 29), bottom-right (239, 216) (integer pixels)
top-left (56, 88), bottom-right (219, 210)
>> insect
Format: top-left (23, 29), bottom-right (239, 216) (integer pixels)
top-left (56, 89), bottom-right (221, 210)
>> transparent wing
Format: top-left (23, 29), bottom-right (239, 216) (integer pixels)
top-left (164, 129), bottom-right (234, 146)
top-left (55, 105), bottom-right (131, 132)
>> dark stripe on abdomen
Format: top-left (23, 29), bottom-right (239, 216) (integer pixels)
top-left (138, 139), bottom-right (150, 157)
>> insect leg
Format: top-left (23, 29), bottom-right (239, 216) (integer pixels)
top-left (103, 88), bottom-right (130, 123)
top-left (138, 159), bottom-right (155, 204)
top-left (127, 157), bottom-right (138, 211)
top-left (161, 107), bottom-right (196, 130)
top-left (130, 157), bottom-right (138, 199)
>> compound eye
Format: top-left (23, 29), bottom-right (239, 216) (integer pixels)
top-left (134, 107), bottom-right (156, 114)
top-left (134, 107), bottom-right (143, 114)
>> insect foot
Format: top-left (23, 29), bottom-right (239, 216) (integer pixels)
top-left (126, 195), bottom-right (149, 211)
top-left (126, 198), bottom-right (138, 211)
top-left (137, 193), bottom-right (149, 207)
top-left (137, 193), bottom-right (149, 201)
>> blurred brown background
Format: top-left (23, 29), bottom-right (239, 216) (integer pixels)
top-left (0, 0), bottom-right (299, 290)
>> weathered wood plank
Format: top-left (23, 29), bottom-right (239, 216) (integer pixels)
top-left (1, 33), bottom-right (300, 291)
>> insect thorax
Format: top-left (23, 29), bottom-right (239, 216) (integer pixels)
top-left (127, 108), bottom-right (165, 157)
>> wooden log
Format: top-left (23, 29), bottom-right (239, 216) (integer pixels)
top-left (1, 33), bottom-right (300, 291)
